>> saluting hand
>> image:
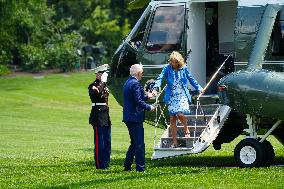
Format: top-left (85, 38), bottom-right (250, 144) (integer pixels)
top-left (101, 72), bottom-right (108, 83)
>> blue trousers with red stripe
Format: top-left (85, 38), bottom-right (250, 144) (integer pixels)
top-left (93, 126), bottom-right (111, 169)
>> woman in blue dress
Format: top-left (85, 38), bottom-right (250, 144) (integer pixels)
top-left (153, 51), bottom-right (203, 148)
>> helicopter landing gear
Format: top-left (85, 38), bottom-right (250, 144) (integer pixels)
top-left (262, 139), bottom-right (275, 166)
top-left (234, 117), bottom-right (281, 168)
top-left (234, 138), bottom-right (275, 168)
top-left (234, 138), bottom-right (265, 168)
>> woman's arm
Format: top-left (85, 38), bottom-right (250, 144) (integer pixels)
top-left (153, 65), bottom-right (168, 89)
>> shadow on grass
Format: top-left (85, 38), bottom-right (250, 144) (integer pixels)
top-left (78, 148), bottom-right (129, 155)
top-left (37, 156), bottom-right (284, 188)
top-left (75, 152), bottom-right (284, 169)
top-left (44, 156), bottom-right (284, 189)
top-left (149, 155), bottom-right (236, 168)
top-left (149, 155), bottom-right (284, 168)
top-left (273, 156), bottom-right (284, 165)
top-left (76, 155), bottom-right (236, 169)
top-left (45, 161), bottom-right (204, 189)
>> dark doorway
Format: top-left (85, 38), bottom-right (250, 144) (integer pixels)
top-left (205, 3), bottom-right (220, 94)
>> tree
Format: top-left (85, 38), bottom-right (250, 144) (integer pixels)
top-left (81, 5), bottom-right (130, 55)
top-left (0, 0), bottom-right (141, 73)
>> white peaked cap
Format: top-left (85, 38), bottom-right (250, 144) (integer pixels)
top-left (93, 64), bottom-right (110, 73)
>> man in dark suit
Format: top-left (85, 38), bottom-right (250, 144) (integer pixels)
top-left (123, 64), bottom-right (155, 172)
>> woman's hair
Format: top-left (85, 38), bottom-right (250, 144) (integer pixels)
top-left (130, 64), bottom-right (143, 76)
top-left (169, 51), bottom-right (185, 68)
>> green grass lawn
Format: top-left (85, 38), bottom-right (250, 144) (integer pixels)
top-left (1, 72), bottom-right (284, 189)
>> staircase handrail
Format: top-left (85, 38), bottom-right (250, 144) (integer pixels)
top-left (197, 54), bottom-right (232, 101)
top-left (153, 85), bottom-right (168, 147)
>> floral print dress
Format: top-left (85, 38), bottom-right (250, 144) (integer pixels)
top-left (168, 71), bottom-right (190, 116)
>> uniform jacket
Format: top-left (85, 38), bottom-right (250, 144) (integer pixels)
top-left (153, 64), bottom-right (203, 104)
top-left (88, 79), bottom-right (111, 126)
top-left (123, 76), bottom-right (151, 123)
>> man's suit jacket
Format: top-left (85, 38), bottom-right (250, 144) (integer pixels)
top-left (123, 76), bottom-right (151, 123)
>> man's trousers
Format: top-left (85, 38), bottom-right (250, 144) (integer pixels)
top-left (124, 122), bottom-right (145, 172)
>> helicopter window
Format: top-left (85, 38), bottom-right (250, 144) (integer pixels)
top-left (146, 6), bottom-right (185, 52)
top-left (264, 14), bottom-right (284, 72)
top-left (270, 20), bottom-right (284, 56)
top-left (129, 7), bottom-right (151, 49)
top-left (147, 31), bottom-right (168, 43)
top-left (266, 16), bottom-right (284, 61)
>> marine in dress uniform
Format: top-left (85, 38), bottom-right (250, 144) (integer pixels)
top-left (88, 64), bottom-right (111, 169)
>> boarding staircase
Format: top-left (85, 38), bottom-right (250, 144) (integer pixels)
top-left (151, 55), bottom-right (233, 159)
top-left (151, 101), bottom-right (231, 160)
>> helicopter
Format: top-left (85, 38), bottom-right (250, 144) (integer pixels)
top-left (110, 0), bottom-right (284, 167)
top-left (217, 3), bottom-right (284, 167)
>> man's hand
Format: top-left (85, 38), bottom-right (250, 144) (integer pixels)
top-left (150, 105), bottom-right (156, 112)
top-left (101, 72), bottom-right (108, 83)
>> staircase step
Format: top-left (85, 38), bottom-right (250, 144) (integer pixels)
top-left (154, 147), bottom-right (192, 151)
top-left (175, 125), bottom-right (207, 128)
top-left (152, 105), bottom-right (232, 160)
top-left (168, 127), bottom-right (205, 137)
top-left (187, 105), bottom-right (219, 115)
top-left (177, 119), bottom-right (209, 126)
top-left (185, 114), bottom-right (214, 117)
top-left (160, 137), bottom-right (195, 148)
top-left (174, 125), bottom-right (207, 128)
top-left (151, 149), bottom-right (192, 160)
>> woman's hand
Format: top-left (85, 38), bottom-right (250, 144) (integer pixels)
top-left (198, 89), bottom-right (205, 97)
top-left (151, 90), bottom-right (158, 97)
top-left (147, 91), bottom-right (155, 99)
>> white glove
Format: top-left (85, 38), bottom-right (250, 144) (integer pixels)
top-left (101, 72), bottom-right (108, 83)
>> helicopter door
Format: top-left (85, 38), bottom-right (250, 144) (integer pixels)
top-left (204, 1), bottom-right (237, 94)
top-left (138, 4), bottom-right (186, 77)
